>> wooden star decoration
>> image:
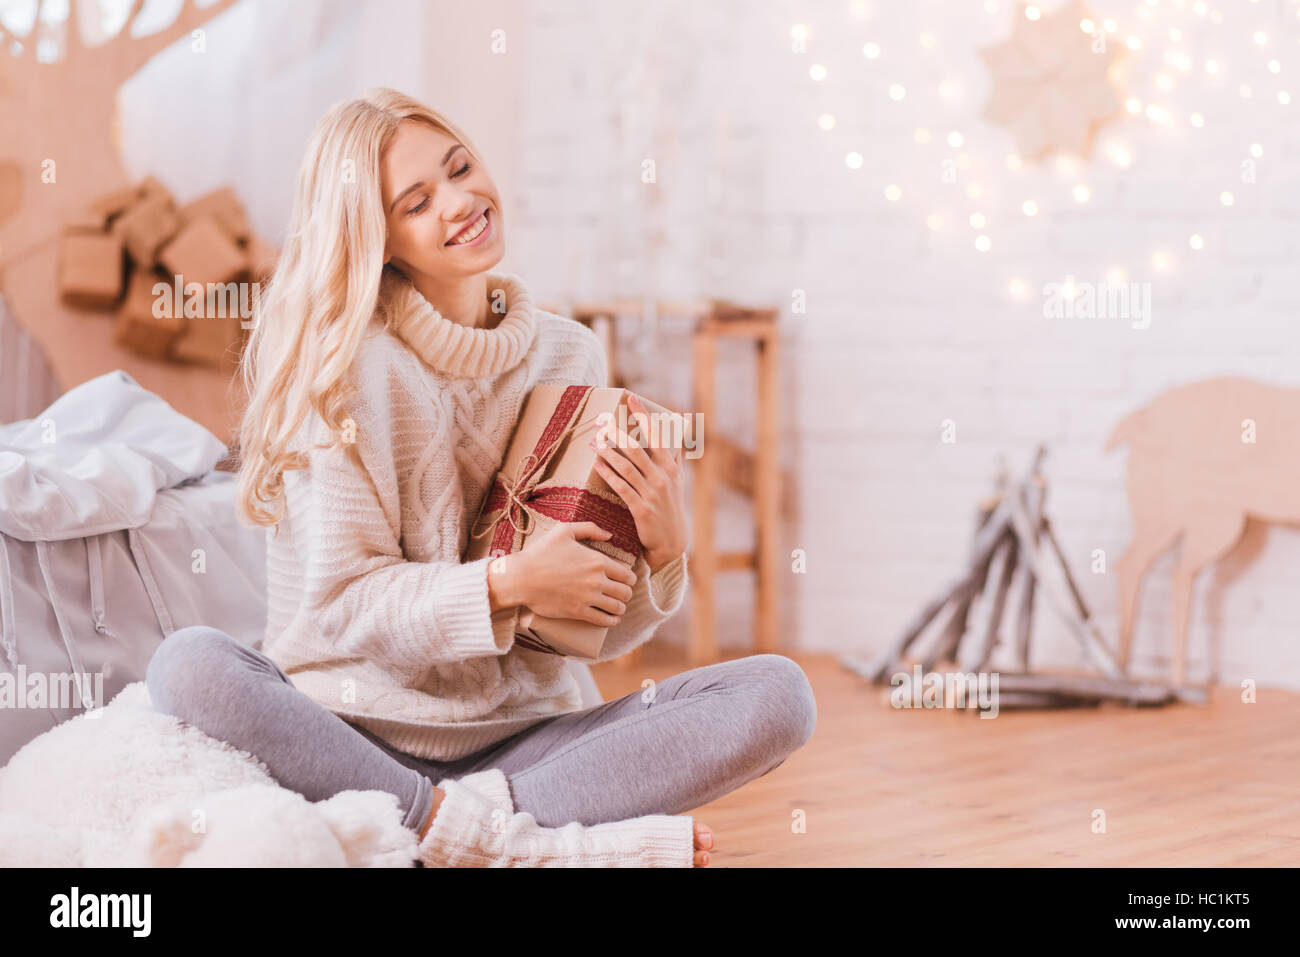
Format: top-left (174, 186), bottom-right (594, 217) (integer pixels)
top-left (978, 0), bottom-right (1125, 163)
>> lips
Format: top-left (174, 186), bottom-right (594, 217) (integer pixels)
top-left (446, 209), bottom-right (489, 246)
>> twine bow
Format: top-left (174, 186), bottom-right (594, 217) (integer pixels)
top-left (470, 385), bottom-right (643, 560)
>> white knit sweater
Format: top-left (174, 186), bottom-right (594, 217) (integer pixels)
top-left (262, 269), bottom-right (689, 763)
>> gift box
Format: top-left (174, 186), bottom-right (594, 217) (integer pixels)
top-left (111, 192), bottom-right (180, 267)
top-left (177, 186), bottom-right (252, 244)
top-left (158, 215), bottom-right (248, 288)
top-left (87, 182), bottom-right (145, 229)
top-left (463, 384), bottom-right (695, 659)
top-left (58, 231), bottom-right (125, 310)
top-left (113, 268), bottom-right (184, 357)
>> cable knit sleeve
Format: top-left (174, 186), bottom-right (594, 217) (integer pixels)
top-left (586, 551), bottom-right (689, 664)
top-left (282, 353), bottom-right (516, 678)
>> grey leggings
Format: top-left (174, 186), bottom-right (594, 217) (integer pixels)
top-left (145, 626), bottom-right (818, 833)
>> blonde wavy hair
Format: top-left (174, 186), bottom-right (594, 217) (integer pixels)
top-left (234, 88), bottom-right (482, 530)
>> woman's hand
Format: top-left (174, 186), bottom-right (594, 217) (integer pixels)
top-left (590, 393), bottom-right (688, 574)
top-left (488, 521), bottom-right (636, 627)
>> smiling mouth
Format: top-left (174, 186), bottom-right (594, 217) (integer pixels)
top-left (446, 209), bottom-right (489, 246)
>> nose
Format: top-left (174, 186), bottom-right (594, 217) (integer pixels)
top-left (440, 186), bottom-right (477, 222)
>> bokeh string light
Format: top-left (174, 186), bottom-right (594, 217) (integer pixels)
top-left (796, 0), bottom-right (1294, 298)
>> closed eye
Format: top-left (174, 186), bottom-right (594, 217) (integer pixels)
top-left (405, 162), bottom-right (471, 216)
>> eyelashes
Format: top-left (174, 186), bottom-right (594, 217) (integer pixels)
top-left (403, 162), bottom-right (473, 217)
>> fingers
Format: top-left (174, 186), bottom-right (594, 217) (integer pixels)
top-left (617, 407), bottom-right (657, 474)
top-left (575, 547), bottom-right (635, 621)
top-left (602, 554), bottom-right (637, 588)
top-left (627, 394), bottom-right (682, 471)
top-left (589, 591), bottom-right (627, 617)
top-left (600, 578), bottom-right (634, 603)
top-left (583, 557), bottom-right (633, 622)
top-left (567, 521), bottom-right (613, 541)
top-left (596, 421), bottom-right (654, 482)
top-left (595, 413), bottom-right (683, 505)
top-left (580, 605), bottom-right (622, 628)
top-left (593, 452), bottom-right (640, 506)
top-left (592, 428), bottom-right (650, 499)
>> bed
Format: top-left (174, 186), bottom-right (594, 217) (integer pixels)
top-left (0, 362), bottom-right (602, 865)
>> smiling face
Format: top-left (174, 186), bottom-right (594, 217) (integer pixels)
top-left (380, 120), bottom-right (504, 283)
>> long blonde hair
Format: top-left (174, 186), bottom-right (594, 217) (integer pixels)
top-left (234, 88), bottom-right (482, 530)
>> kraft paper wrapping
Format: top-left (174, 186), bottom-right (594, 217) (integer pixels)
top-left (464, 384), bottom-right (694, 659)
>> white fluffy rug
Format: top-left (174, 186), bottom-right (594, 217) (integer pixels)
top-left (0, 682), bottom-right (418, 867)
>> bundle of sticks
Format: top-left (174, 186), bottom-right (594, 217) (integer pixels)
top-left (842, 447), bottom-right (1206, 709)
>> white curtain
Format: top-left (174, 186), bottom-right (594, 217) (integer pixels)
top-left (118, 0), bottom-right (433, 243)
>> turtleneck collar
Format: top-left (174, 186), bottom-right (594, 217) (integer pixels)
top-left (386, 269), bottom-right (539, 378)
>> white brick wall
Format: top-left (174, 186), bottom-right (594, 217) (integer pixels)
top-left (502, 0), bottom-right (1300, 689)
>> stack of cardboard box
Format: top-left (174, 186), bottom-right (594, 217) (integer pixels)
top-left (57, 175), bottom-right (278, 372)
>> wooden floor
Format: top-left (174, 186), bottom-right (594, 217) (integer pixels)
top-left (590, 646), bottom-right (1300, 866)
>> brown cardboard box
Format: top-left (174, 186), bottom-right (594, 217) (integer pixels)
top-left (61, 209), bottom-right (113, 235)
top-left (113, 268), bottom-right (184, 357)
top-left (168, 292), bottom-right (246, 372)
top-left (111, 193), bottom-right (180, 266)
top-left (158, 216), bottom-right (247, 287)
top-left (178, 187), bottom-right (251, 244)
top-left (137, 175), bottom-right (174, 206)
top-left (463, 384), bottom-right (695, 659)
top-left (58, 231), bottom-right (125, 309)
top-left (87, 183), bottom-right (143, 228)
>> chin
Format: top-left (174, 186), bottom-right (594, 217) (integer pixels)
top-left (475, 241), bottom-right (505, 271)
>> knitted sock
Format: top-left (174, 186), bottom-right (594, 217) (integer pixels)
top-left (416, 768), bottom-right (695, 868)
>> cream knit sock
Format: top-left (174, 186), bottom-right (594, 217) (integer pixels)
top-left (416, 768), bottom-right (695, 868)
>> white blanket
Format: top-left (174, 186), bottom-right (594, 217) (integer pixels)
top-left (0, 682), bottom-right (417, 867)
top-left (0, 370), bottom-right (228, 543)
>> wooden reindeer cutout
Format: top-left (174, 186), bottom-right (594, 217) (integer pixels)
top-left (1108, 376), bottom-right (1300, 686)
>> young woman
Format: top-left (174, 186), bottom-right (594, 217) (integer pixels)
top-left (145, 88), bottom-right (817, 867)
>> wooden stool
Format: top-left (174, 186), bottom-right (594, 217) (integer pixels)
top-left (689, 304), bottom-right (781, 665)
top-left (550, 297), bottom-right (782, 669)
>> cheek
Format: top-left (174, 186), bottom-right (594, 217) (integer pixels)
top-left (420, 217), bottom-right (448, 252)
top-left (395, 216), bottom-right (445, 256)
top-left (474, 177), bottom-right (500, 211)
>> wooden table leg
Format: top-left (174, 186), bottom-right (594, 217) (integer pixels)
top-left (690, 322), bottom-right (718, 665)
top-left (755, 325), bottom-right (780, 655)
